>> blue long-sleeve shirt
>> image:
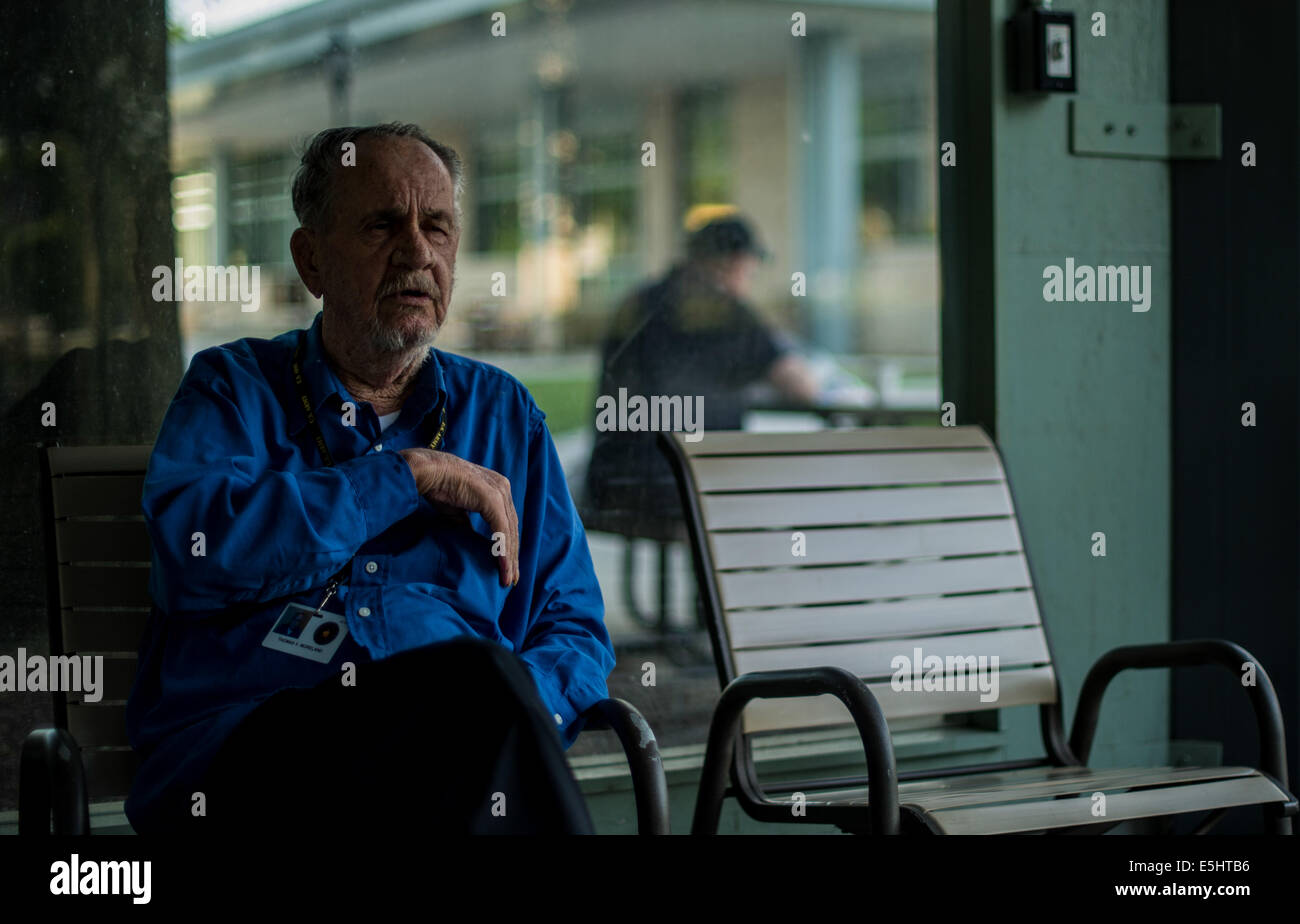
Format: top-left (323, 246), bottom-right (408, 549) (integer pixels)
top-left (125, 310), bottom-right (615, 833)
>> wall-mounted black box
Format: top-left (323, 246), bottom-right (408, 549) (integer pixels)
top-left (1008, 4), bottom-right (1077, 93)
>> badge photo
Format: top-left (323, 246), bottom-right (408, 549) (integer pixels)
top-left (262, 603), bottom-right (350, 663)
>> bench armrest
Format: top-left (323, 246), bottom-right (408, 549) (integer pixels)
top-left (1069, 638), bottom-right (1292, 831)
top-left (19, 727), bottom-right (90, 835)
top-left (581, 698), bottom-right (670, 834)
top-left (692, 667), bottom-right (899, 835)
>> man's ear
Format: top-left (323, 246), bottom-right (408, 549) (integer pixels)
top-left (290, 227), bottom-right (324, 298)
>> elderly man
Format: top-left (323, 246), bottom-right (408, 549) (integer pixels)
top-left (125, 123), bottom-right (615, 834)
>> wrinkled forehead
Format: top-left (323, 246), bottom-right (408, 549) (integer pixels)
top-left (332, 135), bottom-right (454, 215)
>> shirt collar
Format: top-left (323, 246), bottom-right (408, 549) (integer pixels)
top-left (288, 310), bottom-right (445, 437)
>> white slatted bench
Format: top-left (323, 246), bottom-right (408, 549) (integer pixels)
top-left (660, 426), bottom-right (1296, 834)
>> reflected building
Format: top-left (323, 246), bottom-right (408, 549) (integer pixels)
top-left (167, 0), bottom-right (938, 369)
top-left (0, 0), bottom-right (944, 810)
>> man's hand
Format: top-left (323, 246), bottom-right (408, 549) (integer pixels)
top-left (768, 353), bottom-right (820, 404)
top-left (399, 448), bottom-right (519, 587)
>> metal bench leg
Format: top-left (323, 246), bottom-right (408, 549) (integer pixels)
top-left (19, 728), bottom-right (90, 835)
top-left (657, 540), bottom-right (671, 634)
top-left (622, 539), bottom-right (657, 631)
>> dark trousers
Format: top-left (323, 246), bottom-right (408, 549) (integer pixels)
top-left (196, 637), bottom-right (595, 834)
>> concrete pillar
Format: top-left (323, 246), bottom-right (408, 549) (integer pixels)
top-left (731, 75), bottom-right (792, 316)
top-left (212, 147), bottom-right (231, 266)
top-left (521, 82), bottom-right (568, 351)
top-left (0, 0), bottom-right (179, 814)
top-left (638, 91), bottom-right (677, 276)
top-left (938, 0), bottom-right (1171, 777)
top-left (798, 32), bottom-right (861, 350)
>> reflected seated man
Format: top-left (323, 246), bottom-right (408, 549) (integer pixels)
top-left (125, 123), bottom-right (615, 834)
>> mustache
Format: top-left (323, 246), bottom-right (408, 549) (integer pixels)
top-left (377, 273), bottom-right (440, 301)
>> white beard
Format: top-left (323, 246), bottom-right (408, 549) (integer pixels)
top-left (365, 310), bottom-right (439, 355)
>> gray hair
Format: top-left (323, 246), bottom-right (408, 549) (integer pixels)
top-left (291, 122), bottom-right (464, 232)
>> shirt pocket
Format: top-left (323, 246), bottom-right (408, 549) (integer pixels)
top-left (386, 501), bottom-right (450, 583)
top-left (427, 511), bottom-right (506, 615)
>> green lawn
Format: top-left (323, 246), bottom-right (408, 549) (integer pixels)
top-left (521, 376), bottom-right (596, 436)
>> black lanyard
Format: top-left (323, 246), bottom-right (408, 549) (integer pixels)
top-left (290, 329), bottom-right (447, 608)
top-left (291, 330), bottom-right (447, 468)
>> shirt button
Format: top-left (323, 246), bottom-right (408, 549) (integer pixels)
top-left (358, 606), bottom-right (372, 618)
top-left (365, 561), bottom-right (378, 574)
top-left (554, 713), bottom-right (563, 725)
top-left (374, 443), bottom-right (383, 452)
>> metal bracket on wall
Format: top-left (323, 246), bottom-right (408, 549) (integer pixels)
top-left (1070, 100), bottom-right (1221, 159)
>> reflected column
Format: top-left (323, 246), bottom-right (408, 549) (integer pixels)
top-left (798, 31), bottom-right (862, 351)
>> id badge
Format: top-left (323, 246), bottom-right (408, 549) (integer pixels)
top-left (262, 603), bottom-right (349, 663)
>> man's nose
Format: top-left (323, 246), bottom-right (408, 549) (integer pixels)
top-left (392, 216), bottom-right (436, 268)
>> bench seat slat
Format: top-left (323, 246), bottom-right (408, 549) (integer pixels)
top-left (926, 776), bottom-right (1290, 834)
top-left (719, 553), bottom-right (1032, 609)
top-left (906, 766), bottom-right (1257, 811)
top-left (55, 519), bottom-right (152, 563)
top-left (681, 426), bottom-right (994, 456)
top-left (63, 656), bottom-right (137, 703)
top-left (701, 483), bottom-right (1015, 530)
top-left (773, 765), bottom-right (1261, 809)
top-left (62, 610), bottom-right (151, 652)
top-left (693, 450), bottom-right (1006, 492)
top-left (58, 564), bottom-right (152, 608)
top-left (728, 589), bottom-right (1043, 649)
top-left (711, 519), bottom-right (1025, 570)
top-left (740, 665), bottom-right (1058, 732)
top-left (47, 446), bottom-right (153, 476)
top-left (733, 626), bottom-right (1049, 678)
top-left (51, 476), bottom-right (146, 518)
top-left (67, 704), bottom-right (130, 748)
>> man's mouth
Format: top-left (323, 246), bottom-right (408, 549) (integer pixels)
top-left (389, 289), bottom-right (434, 305)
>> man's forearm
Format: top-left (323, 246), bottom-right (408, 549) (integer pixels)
top-left (146, 449), bottom-right (419, 614)
top-left (768, 352), bottom-right (820, 403)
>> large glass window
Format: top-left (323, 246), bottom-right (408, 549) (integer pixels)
top-left (1, 0), bottom-right (946, 824)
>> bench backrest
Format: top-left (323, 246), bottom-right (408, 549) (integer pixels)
top-left (42, 445), bottom-right (152, 801)
top-left (664, 426), bottom-right (1059, 737)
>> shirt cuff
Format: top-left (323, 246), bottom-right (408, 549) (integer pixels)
top-left (337, 449), bottom-right (421, 537)
top-left (524, 662), bottom-right (605, 748)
